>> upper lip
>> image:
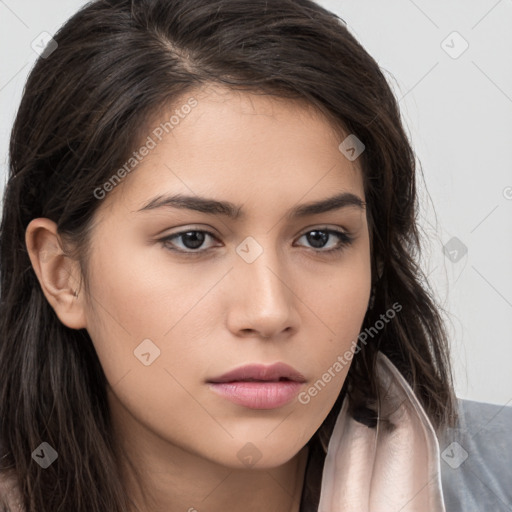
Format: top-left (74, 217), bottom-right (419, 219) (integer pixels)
top-left (207, 362), bottom-right (306, 383)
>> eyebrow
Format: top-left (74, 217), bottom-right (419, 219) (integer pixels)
top-left (137, 191), bottom-right (366, 220)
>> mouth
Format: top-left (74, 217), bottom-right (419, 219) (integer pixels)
top-left (206, 362), bottom-right (306, 410)
top-left (207, 362), bottom-right (307, 384)
top-left (225, 377), bottom-right (294, 382)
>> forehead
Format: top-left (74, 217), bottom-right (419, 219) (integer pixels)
top-left (98, 84), bottom-right (365, 216)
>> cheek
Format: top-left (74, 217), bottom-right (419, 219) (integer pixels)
top-left (85, 240), bottom-right (203, 336)
top-left (82, 239), bottom-right (225, 400)
top-left (292, 259), bottom-right (371, 408)
top-left (301, 253), bottom-right (371, 342)
top-left (83, 244), bottom-right (216, 451)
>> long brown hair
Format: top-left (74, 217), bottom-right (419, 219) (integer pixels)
top-left (0, 0), bottom-right (457, 510)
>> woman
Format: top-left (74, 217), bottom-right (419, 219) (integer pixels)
top-left (2, 0), bottom-right (502, 510)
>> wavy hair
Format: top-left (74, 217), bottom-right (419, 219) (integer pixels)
top-left (0, 0), bottom-right (457, 510)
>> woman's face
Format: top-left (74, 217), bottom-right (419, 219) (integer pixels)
top-left (78, 85), bottom-right (371, 469)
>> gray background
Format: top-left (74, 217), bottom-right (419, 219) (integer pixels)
top-left (1, 0), bottom-right (511, 407)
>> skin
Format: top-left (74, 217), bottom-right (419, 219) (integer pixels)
top-left (25, 84), bottom-right (372, 512)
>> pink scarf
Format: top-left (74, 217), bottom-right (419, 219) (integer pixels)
top-left (318, 351), bottom-right (446, 511)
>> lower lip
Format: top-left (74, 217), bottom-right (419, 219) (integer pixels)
top-left (208, 381), bottom-right (303, 409)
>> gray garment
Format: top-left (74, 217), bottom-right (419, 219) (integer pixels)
top-left (439, 398), bottom-right (512, 512)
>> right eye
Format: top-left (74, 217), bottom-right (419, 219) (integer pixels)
top-left (159, 229), bottom-right (220, 254)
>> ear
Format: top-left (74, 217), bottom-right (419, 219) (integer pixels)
top-left (25, 218), bottom-right (87, 330)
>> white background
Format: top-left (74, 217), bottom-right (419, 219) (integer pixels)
top-left (1, 0), bottom-right (511, 407)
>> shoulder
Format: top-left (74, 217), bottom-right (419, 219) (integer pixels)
top-left (0, 470), bottom-right (24, 511)
top-left (438, 398), bottom-right (512, 512)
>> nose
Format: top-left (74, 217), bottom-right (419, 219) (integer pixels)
top-left (225, 242), bottom-right (300, 340)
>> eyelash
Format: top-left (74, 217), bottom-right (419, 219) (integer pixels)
top-left (158, 227), bottom-right (354, 257)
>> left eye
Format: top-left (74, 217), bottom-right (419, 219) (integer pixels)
top-left (297, 229), bottom-right (354, 253)
top-left (159, 228), bottom-right (354, 254)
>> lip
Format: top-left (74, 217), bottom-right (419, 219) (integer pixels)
top-left (207, 362), bottom-right (306, 384)
top-left (206, 362), bottom-right (306, 410)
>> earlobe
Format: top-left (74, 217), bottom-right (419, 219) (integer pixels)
top-left (25, 218), bottom-right (87, 330)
